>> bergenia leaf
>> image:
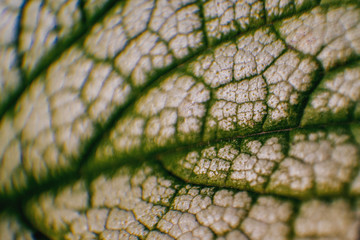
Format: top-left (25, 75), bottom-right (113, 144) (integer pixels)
top-left (0, 0), bottom-right (359, 239)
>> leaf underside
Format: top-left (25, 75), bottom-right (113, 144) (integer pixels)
top-left (0, 0), bottom-right (360, 239)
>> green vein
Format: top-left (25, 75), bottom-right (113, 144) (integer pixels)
top-left (0, 0), bottom-right (347, 218)
top-left (0, 3), bottom-right (331, 203)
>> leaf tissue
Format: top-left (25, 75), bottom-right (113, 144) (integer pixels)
top-left (0, 0), bottom-right (360, 239)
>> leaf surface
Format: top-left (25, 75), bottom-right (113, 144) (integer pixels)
top-left (0, 0), bottom-right (360, 239)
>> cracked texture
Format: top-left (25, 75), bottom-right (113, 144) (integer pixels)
top-left (0, 0), bottom-right (360, 239)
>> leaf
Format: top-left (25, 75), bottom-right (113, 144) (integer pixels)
top-left (0, 0), bottom-right (360, 239)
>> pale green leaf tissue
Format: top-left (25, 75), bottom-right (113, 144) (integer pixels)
top-left (0, 0), bottom-right (360, 239)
